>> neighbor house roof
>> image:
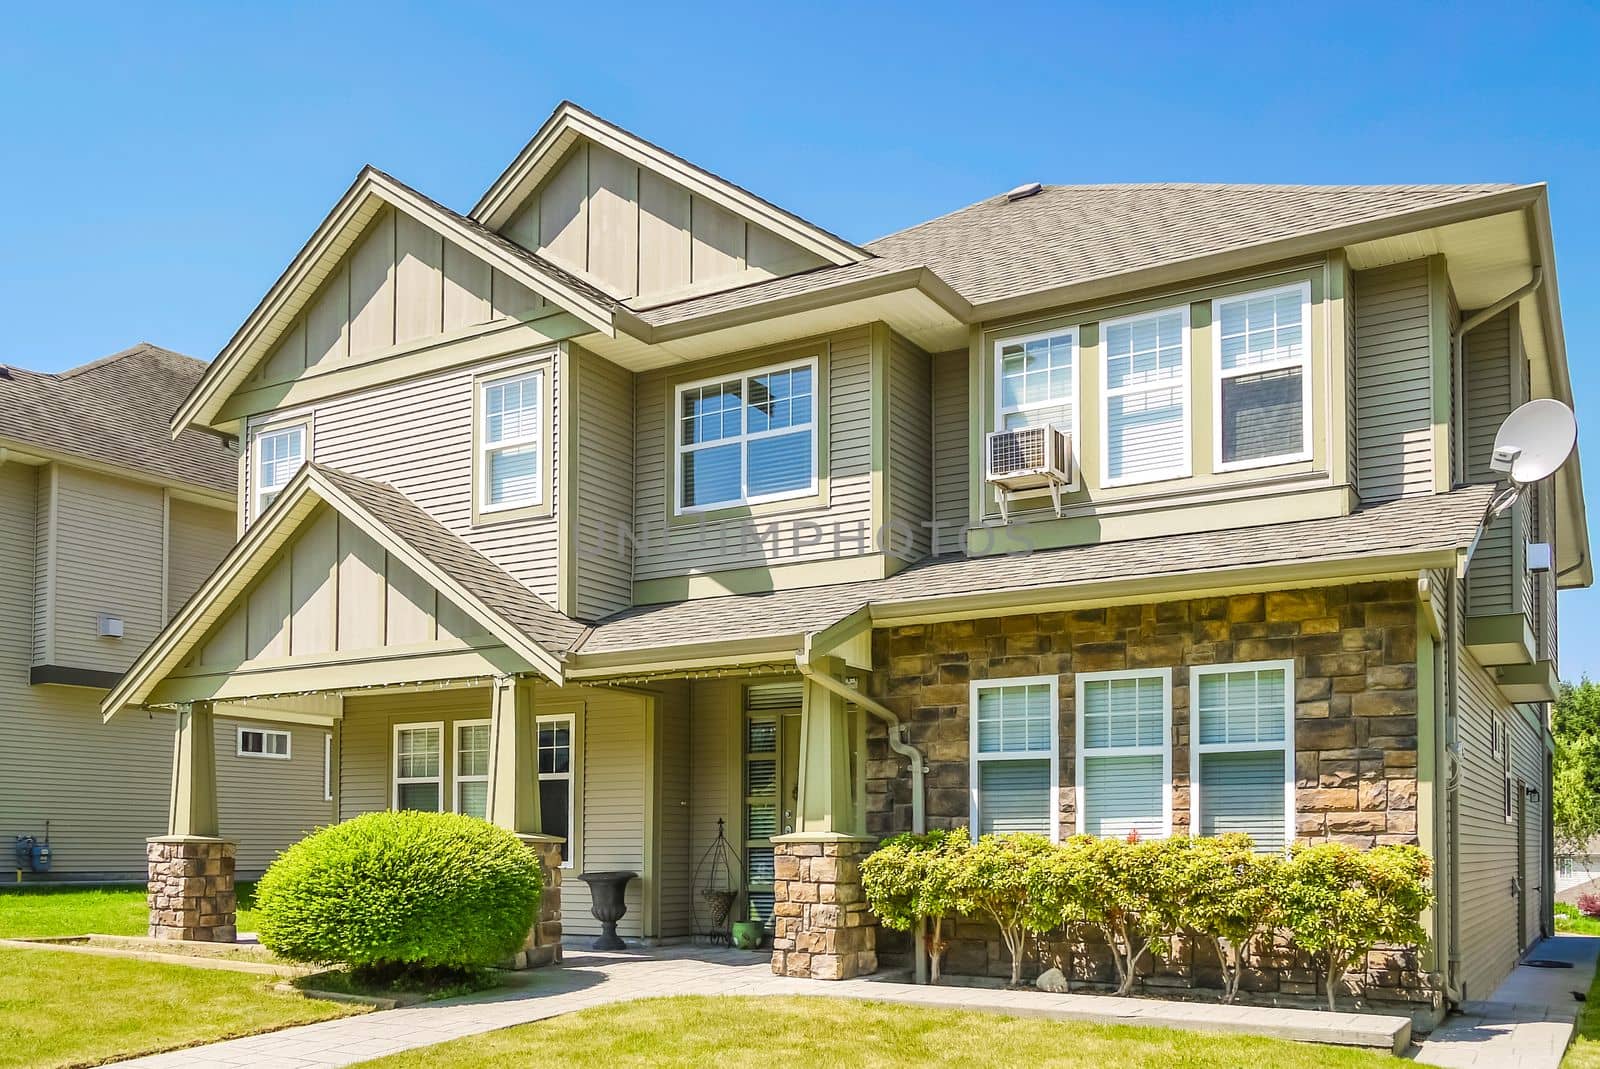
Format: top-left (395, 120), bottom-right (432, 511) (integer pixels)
top-left (0, 343), bottom-right (234, 494)
top-left (574, 484), bottom-right (1496, 663)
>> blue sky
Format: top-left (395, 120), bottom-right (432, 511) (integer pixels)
top-left (3, 3), bottom-right (1597, 674)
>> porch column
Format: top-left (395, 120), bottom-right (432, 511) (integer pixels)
top-left (148, 700), bottom-right (237, 942)
top-left (772, 659), bottom-right (877, 981)
top-left (488, 675), bottom-right (562, 967)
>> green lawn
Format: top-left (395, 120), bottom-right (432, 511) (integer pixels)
top-left (1555, 904), bottom-right (1600, 937)
top-left (358, 995), bottom-right (1395, 1068)
top-left (0, 881), bottom-right (261, 938)
top-left (1563, 956), bottom-right (1600, 1067)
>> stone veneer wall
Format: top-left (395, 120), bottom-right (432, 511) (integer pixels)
top-left (147, 837), bottom-right (237, 942)
top-left (511, 837), bottom-right (564, 968)
top-left (770, 839), bottom-right (878, 980)
top-left (865, 580), bottom-right (1431, 1006)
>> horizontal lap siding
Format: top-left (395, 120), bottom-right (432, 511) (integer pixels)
top-left (215, 719), bottom-right (335, 873)
top-left (168, 498), bottom-right (235, 612)
top-left (887, 331), bottom-right (933, 561)
top-left (572, 348), bottom-right (635, 620)
top-left (632, 327), bottom-right (876, 582)
top-left (931, 350), bottom-right (970, 551)
top-left (1463, 310), bottom-right (1518, 615)
top-left (311, 354), bottom-right (561, 607)
top-left (653, 681), bottom-right (693, 938)
top-left (51, 467), bottom-right (165, 673)
top-left (1354, 261), bottom-right (1433, 503)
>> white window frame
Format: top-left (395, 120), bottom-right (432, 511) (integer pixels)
top-left (251, 421), bottom-right (308, 520)
top-left (478, 367), bottom-right (546, 514)
top-left (1074, 668), bottom-right (1173, 838)
top-left (992, 327), bottom-right (1081, 491)
top-left (968, 674), bottom-right (1061, 843)
top-left (673, 356), bottom-right (819, 515)
top-left (392, 722), bottom-right (444, 812)
top-left (323, 733), bottom-right (333, 802)
top-left (453, 719), bottom-right (492, 818)
top-left (1211, 281), bottom-right (1313, 473)
top-left (236, 726), bottom-right (291, 760)
top-left (1098, 306), bottom-right (1192, 487)
top-left (538, 713), bottom-right (576, 869)
top-left (1189, 660), bottom-right (1297, 851)
top-left (1500, 719), bottom-right (1514, 825)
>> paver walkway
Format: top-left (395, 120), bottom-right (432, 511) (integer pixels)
top-left (113, 945), bottom-right (1411, 1066)
top-left (1415, 933), bottom-right (1600, 1068)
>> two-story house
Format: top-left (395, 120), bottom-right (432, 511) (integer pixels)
top-left (0, 343), bottom-right (331, 879)
top-left (107, 104), bottom-right (1585, 1014)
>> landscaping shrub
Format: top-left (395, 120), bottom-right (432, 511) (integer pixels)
top-left (945, 832), bottom-right (1058, 986)
top-left (1578, 892), bottom-right (1600, 919)
top-left (859, 828), bottom-right (968, 983)
top-left (1170, 834), bottom-right (1283, 1003)
top-left (1279, 842), bottom-right (1433, 1011)
top-left (255, 811), bottom-right (542, 986)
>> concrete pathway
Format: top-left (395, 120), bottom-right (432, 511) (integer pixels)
top-left (1415, 934), bottom-right (1600, 1068)
top-left (112, 946), bottom-right (1412, 1067)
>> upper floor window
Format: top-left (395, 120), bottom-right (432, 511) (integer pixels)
top-left (253, 424), bottom-right (305, 517)
top-left (969, 676), bottom-right (1058, 839)
top-left (1190, 661), bottom-right (1294, 853)
top-left (1076, 669), bottom-right (1171, 838)
top-left (1101, 308), bottom-right (1189, 485)
top-left (676, 358), bottom-right (816, 513)
top-left (996, 329), bottom-right (1076, 436)
top-left (1213, 283), bottom-right (1311, 471)
top-left (480, 368), bottom-right (545, 512)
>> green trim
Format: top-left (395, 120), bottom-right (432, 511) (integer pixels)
top-left (641, 692), bottom-right (659, 938)
top-left (631, 552), bottom-right (893, 604)
top-left (1428, 254), bottom-right (1454, 493)
top-left (1493, 659), bottom-right (1559, 703)
top-left (470, 354), bottom-right (556, 527)
top-left (1415, 602), bottom-right (1441, 972)
top-left (869, 322), bottom-right (890, 542)
top-left (1325, 252), bottom-right (1353, 495)
top-left (1464, 612), bottom-right (1537, 666)
top-left (555, 343), bottom-right (578, 617)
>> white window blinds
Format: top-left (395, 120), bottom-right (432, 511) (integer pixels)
top-left (1191, 663), bottom-right (1294, 852)
top-left (1077, 671), bottom-right (1170, 838)
top-left (971, 678), bottom-right (1057, 838)
top-left (1102, 309), bottom-right (1188, 485)
top-left (1214, 284), bottom-right (1311, 469)
top-left (481, 369), bottom-right (543, 509)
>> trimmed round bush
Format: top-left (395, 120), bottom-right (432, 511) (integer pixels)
top-left (256, 811), bottom-right (542, 974)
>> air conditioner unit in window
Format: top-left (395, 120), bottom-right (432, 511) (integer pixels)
top-left (985, 424), bottom-right (1072, 520)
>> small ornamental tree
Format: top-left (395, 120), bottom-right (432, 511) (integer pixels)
top-left (946, 832), bottom-right (1058, 986)
top-left (1049, 833), bottom-right (1186, 996)
top-left (860, 828), bottom-right (969, 983)
top-left (1171, 834), bottom-right (1284, 1003)
top-left (1280, 842), bottom-right (1433, 1010)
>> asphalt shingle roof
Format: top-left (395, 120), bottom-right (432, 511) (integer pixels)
top-left (0, 343), bottom-right (234, 493)
top-left (577, 484), bottom-right (1495, 658)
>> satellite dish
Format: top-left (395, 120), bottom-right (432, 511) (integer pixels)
top-left (1491, 398), bottom-right (1576, 486)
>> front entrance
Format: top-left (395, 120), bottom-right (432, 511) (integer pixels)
top-left (744, 683), bottom-right (802, 927)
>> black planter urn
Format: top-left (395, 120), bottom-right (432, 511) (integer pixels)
top-left (577, 870), bottom-right (638, 950)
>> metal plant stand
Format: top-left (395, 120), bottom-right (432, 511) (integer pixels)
top-left (691, 818), bottom-right (743, 946)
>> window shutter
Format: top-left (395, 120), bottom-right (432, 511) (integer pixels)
top-left (977, 759), bottom-right (1052, 836)
top-left (1198, 750), bottom-right (1286, 852)
top-left (1082, 754), bottom-right (1164, 839)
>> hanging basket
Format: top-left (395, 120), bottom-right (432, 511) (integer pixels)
top-left (701, 889), bottom-right (738, 929)
top-left (691, 819), bottom-right (744, 945)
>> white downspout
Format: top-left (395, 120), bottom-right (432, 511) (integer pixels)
top-left (1452, 269), bottom-right (1544, 480)
top-left (797, 633), bottom-right (931, 982)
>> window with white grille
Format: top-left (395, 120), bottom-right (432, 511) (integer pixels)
top-left (455, 720), bottom-right (490, 819)
top-left (1190, 662), bottom-right (1295, 853)
top-left (1101, 307), bottom-right (1189, 485)
top-left (676, 359), bottom-right (816, 513)
top-left (1213, 283), bottom-right (1312, 470)
top-left (1076, 670), bottom-right (1171, 838)
top-left (995, 329), bottom-right (1077, 436)
top-left (252, 423), bottom-right (306, 518)
top-left (479, 368), bottom-right (545, 512)
top-left (393, 723), bottom-right (443, 812)
top-left (970, 676), bottom-right (1058, 839)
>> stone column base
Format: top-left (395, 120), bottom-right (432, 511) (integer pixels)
top-left (507, 834), bottom-right (563, 969)
top-left (771, 836), bottom-right (878, 980)
top-left (147, 836), bottom-right (237, 942)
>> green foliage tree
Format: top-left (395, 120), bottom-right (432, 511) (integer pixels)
top-left (1278, 842), bottom-right (1433, 1011)
top-left (1553, 679), bottom-right (1600, 862)
top-left (1170, 833), bottom-right (1283, 1003)
top-left (946, 832), bottom-right (1058, 986)
top-left (860, 828), bottom-right (969, 983)
top-left (256, 811), bottom-right (543, 985)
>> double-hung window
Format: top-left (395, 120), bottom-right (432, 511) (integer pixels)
top-left (677, 358), bottom-right (816, 512)
top-left (455, 720), bottom-right (491, 819)
top-left (1101, 307), bottom-right (1189, 485)
top-left (480, 368), bottom-right (545, 512)
top-left (969, 677), bottom-right (1058, 839)
top-left (393, 723), bottom-right (443, 812)
top-left (237, 727), bottom-right (291, 759)
top-left (1190, 662), bottom-right (1295, 853)
top-left (996, 327), bottom-right (1077, 435)
top-left (1075, 669), bottom-right (1171, 838)
top-left (253, 424), bottom-right (305, 518)
top-left (1213, 283), bottom-right (1312, 470)
top-left (538, 714), bottom-right (575, 865)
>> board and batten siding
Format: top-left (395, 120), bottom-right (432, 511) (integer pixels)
top-left (502, 139), bottom-right (826, 304)
top-left (1353, 260), bottom-right (1434, 503)
top-left (632, 327), bottom-right (875, 583)
top-left (299, 350), bottom-right (563, 608)
top-left (930, 349), bottom-right (970, 552)
top-left (572, 346), bottom-right (636, 620)
top-left (248, 205), bottom-right (546, 389)
top-left (886, 330), bottom-right (933, 562)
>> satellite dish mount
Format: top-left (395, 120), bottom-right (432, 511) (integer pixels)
top-left (1485, 398), bottom-right (1577, 518)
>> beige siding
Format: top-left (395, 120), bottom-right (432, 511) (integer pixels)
top-left (633, 327), bottom-right (875, 583)
top-left (215, 718), bottom-right (335, 873)
top-left (689, 678), bottom-right (740, 914)
top-left (504, 140), bottom-right (826, 303)
top-left (1353, 260), bottom-right (1434, 502)
top-left (1462, 310), bottom-right (1526, 618)
top-left (886, 330), bottom-right (933, 562)
top-left (572, 346), bottom-right (635, 620)
top-left (50, 467), bottom-right (165, 674)
top-left (1344, 274), bottom-right (1359, 487)
top-left (31, 467), bottom-right (50, 662)
top-left (930, 349), bottom-right (970, 553)
top-left (653, 680), bottom-right (693, 937)
top-left (168, 497), bottom-right (235, 612)
top-left (301, 352), bottom-right (563, 607)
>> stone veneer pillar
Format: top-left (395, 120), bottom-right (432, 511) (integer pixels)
top-left (770, 836), bottom-right (878, 980)
top-left (509, 835), bottom-right (564, 969)
top-left (147, 836), bottom-right (237, 942)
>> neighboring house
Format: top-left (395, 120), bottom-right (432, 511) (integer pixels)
top-left (107, 103), bottom-right (1584, 1013)
top-left (0, 344), bottom-right (332, 879)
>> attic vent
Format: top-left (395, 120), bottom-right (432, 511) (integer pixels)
top-left (1005, 182), bottom-right (1043, 202)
